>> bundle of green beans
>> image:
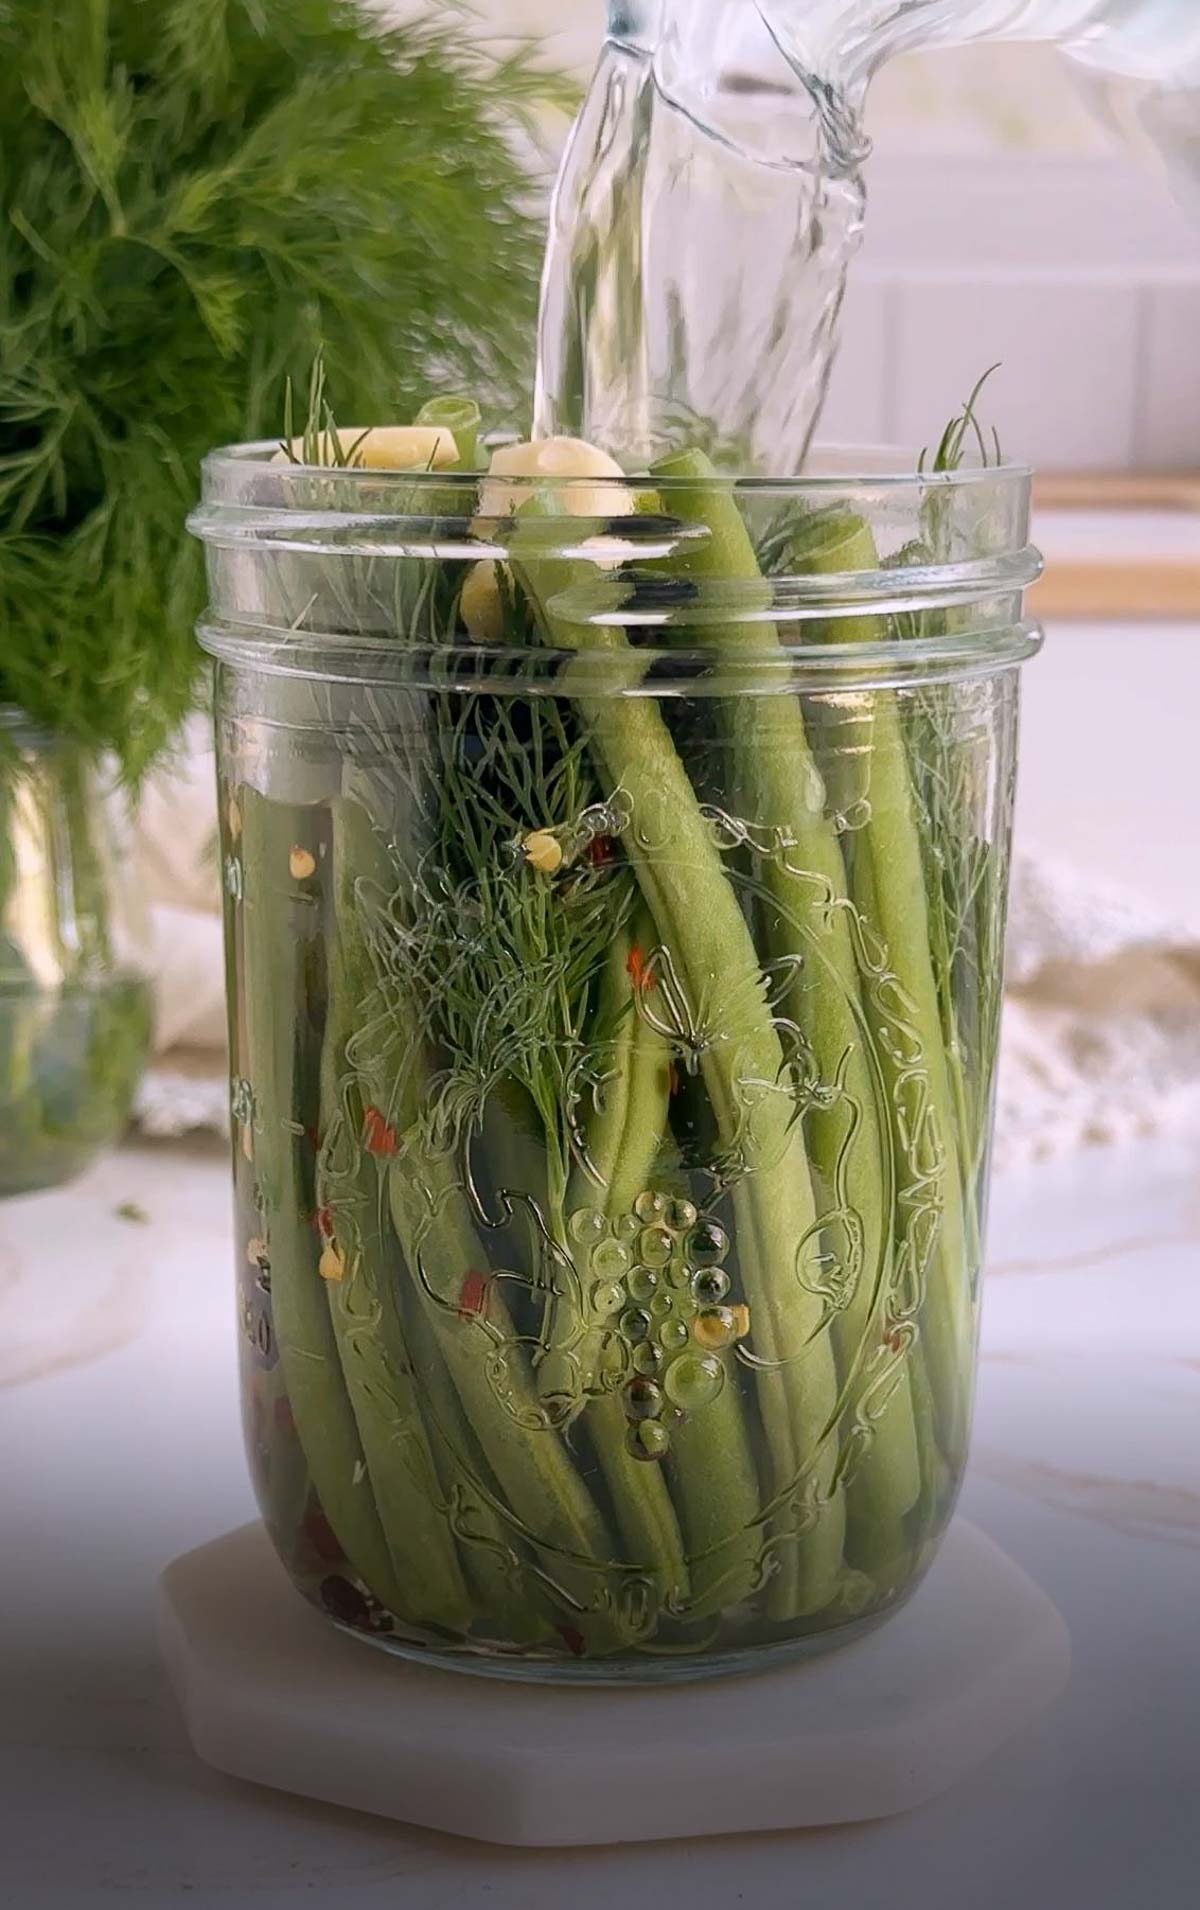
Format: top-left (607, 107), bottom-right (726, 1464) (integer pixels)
top-left (222, 393), bottom-right (1001, 1670)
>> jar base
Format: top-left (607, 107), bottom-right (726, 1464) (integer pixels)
top-left (158, 1516), bottom-right (1070, 1844)
top-left (326, 1595), bottom-right (911, 1686)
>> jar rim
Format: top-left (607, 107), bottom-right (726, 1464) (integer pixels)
top-left (191, 440), bottom-right (1042, 689)
top-left (196, 437), bottom-right (1034, 496)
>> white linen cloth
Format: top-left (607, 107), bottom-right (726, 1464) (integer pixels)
top-left (136, 727), bottom-right (1200, 1174)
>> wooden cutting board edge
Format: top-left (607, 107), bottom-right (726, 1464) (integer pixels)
top-left (1031, 472), bottom-right (1200, 618)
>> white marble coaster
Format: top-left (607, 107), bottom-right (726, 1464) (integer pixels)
top-left (157, 1519), bottom-right (1069, 1846)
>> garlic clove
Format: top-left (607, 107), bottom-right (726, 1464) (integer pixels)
top-left (480, 435), bottom-right (636, 522)
top-left (460, 559), bottom-right (508, 643)
top-left (273, 425), bottom-right (459, 471)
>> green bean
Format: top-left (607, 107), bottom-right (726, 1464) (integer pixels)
top-left (793, 513), bottom-right (976, 1458)
top-left (649, 452), bottom-right (923, 1576)
top-left (318, 801), bottom-right (471, 1627)
top-left (237, 786), bottom-right (404, 1610)
top-left (512, 524), bottom-right (846, 1621)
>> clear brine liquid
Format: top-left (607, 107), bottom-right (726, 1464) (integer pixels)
top-left (534, 9), bottom-right (867, 472)
top-left (535, 0), bottom-right (1199, 472)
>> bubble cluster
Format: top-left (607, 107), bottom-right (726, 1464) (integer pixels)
top-left (565, 1190), bottom-right (751, 1463)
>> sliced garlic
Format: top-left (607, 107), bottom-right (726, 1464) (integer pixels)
top-left (273, 425), bottom-right (459, 471)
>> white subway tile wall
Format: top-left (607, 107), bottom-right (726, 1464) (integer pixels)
top-left (388, 0), bottom-right (1199, 470)
top-left (825, 274), bottom-right (1145, 467)
top-left (821, 280), bottom-right (891, 448)
top-left (823, 160), bottom-right (1198, 468)
top-left (1136, 283), bottom-right (1200, 468)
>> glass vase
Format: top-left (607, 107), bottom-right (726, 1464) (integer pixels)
top-left (191, 445), bottom-right (1041, 1681)
top-left (0, 715), bottom-right (154, 1196)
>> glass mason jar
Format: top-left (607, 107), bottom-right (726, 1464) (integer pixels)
top-left (191, 445), bottom-right (1041, 1681)
top-left (0, 714), bottom-right (154, 1196)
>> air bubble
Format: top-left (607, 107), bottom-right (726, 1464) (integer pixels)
top-left (634, 1190), bottom-right (669, 1224)
top-left (625, 1377), bottom-right (663, 1421)
top-left (569, 1208), bottom-right (606, 1245)
top-left (657, 1318), bottom-right (690, 1354)
top-left (627, 1266), bottom-right (659, 1304)
top-left (686, 1220), bottom-right (729, 1266)
top-left (591, 1279), bottom-right (625, 1317)
top-left (667, 1197), bottom-right (698, 1233)
top-left (632, 1342), bottom-right (663, 1376)
top-left (629, 1420), bottom-right (670, 1461)
top-left (692, 1306), bottom-right (737, 1351)
top-left (591, 1237), bottom-right (631, 1279)
top-left (691, 1266), bottom-right (731, 1306)
top-left (664, 1352), bottom-right (725, 1410)
top-left (639, 1226), bottom-right (673, 1268)
top-left (613, 1211), bottom-right (642, 1243)
top-left (620, 1307), bottom-right (652, 1345)
top-left (649, 1290), bottom-right (674, 1319)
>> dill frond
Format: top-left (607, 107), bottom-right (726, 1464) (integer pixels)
top-left (0, 0), bottom-right (567, 778)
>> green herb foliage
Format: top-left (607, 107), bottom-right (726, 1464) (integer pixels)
top-left (0, 0), bottom-right (571, 778)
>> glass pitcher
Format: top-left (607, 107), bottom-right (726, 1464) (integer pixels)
top-left (538, 1), bottom-right (1198, 465)
top-left (611, 2), bottom-right (1200, 97)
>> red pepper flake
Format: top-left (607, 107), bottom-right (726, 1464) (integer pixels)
top-left (458, 1270), bottom-right (489, 1321)
top-left (305, 1125), bottom-right (321, 1152)
top-left (626, 944), bottom-right (652, 993)
top-left (668, 1061), bottom-right (680, 1098)
top-left (555, 1623), bottom-right (587, 1658)
top-left (303, 1507), bottom-right (344, 1565)
top-left (883, 1324), bottom-right (907, 1355)
top-left (311, 1205), bottom-right (334, 1240)
top-left (362, 1105), bottom-right (398, 1157)
top-left (586, 834), bottom-right (614, 868)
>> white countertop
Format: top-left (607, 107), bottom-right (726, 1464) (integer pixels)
top-left (3, 1135), bottom-right (1198, 1909)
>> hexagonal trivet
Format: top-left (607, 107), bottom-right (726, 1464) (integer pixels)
top-left (157, 1519), bottom-right (1069, 1846)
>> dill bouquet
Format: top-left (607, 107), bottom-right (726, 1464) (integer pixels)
top-left (192, 377), bottom-right (1038, 1677)
top-left (0, 0), bottom-right (567, 1193)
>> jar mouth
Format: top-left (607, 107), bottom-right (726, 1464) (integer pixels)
top-left (195, 437), bottom-right (1034, 501)
top-left (191, 440), bottom-right (1042, 689)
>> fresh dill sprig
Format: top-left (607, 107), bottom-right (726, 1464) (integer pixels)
top-left (363, 687), bottom-right (633, 1192)
top-left (0, 0), bottom-right (570, 778)
top-left (918, 365), bottom-right (1004, 479)
top-left (278, 358), bottom-right (368, 471)
top-left (905, 372), bottom-right (1011, 1187)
